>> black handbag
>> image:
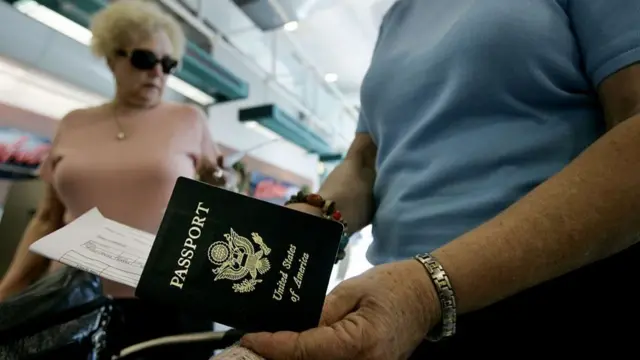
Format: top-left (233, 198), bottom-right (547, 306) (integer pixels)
top-left (0, 268), bottom-right (103, 332)
top-left (0, 267), bottom-right (105, 359)
top-left (0, 268), bottom-right (243, 359)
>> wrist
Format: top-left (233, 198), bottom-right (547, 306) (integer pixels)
top-left (413, 253), bottom-right (457, 341)
top-left (285, 191), bottom-right (349, 263)
top-left (285, 202), bottom-right (324, 217)
top-left (407, 260), bottom-right (442, 334)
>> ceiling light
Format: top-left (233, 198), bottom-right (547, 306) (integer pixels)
top-left (0, 56), bottom-right (106, 119)
top-left (16, 0), bottom-right (92, 46)
top-left (324, 73), bottom-right (338, 83)
top-left (14, 0), bottom-right (214, 106)
top-left (317, 162), bottom-right (326, 175)
top-left (243, 121), bottom-right (281, 140)
top-left (239, 104), bottom-right (333, 154)
top-left (165, 76), bottom-right (215, 106)
top-left (283, 21), bottom-right (299, 32)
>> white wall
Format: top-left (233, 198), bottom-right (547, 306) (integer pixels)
top-left (178, 0), bottom-right (357, 151)
top-left (207, 101), bottom-right (319, 188)
top-left (208, 41), bottom-right (321, 187)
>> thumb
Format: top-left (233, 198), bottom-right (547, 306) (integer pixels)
top-left (319, 279), bottom-right (361, 326)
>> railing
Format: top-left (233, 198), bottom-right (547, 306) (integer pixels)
top-left (159, 0), bottom-right (357, 151)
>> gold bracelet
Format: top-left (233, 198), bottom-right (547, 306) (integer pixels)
top-left (414, 253), bottom-right (457, 341)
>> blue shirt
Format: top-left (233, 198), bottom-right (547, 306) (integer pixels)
top-left (358, 0), bottom-right (640, 265)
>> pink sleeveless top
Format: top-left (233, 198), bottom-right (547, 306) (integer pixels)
top-left (39, 102), bottom-right (220, 297)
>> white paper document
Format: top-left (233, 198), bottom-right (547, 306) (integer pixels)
top-left (29, 208), bottom-right (155, 288)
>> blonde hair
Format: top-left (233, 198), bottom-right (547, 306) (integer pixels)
top-left (90, 0), bottom-right (186, 60)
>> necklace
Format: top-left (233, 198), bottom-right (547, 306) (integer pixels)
top-left (112, 104), bottom-right (126, 141)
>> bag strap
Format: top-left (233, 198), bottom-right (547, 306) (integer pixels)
top-left (113, 329), bottom-right (245, 359)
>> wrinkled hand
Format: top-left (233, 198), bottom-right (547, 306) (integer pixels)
top-left (241, 260), bottom-right (440, 360)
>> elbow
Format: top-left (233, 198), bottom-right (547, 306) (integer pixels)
top-left (33, 209), bottom-right (62, 227)
top-left (33, 186), bottom-right (65, 226)
top-left (27, 208), bottom-right (64, 239)
top-left (345, 133), bottom-right (378, 172)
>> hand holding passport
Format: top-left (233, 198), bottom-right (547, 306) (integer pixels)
top-left (136, 177), bottom-right (344, 333)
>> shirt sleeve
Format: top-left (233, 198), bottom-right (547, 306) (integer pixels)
top-left (355, 3), bottom-right (403, 136)
top-left (568, 0), bottom-right (640, 87)
top-left (355, 112), bottom-right (370, 134)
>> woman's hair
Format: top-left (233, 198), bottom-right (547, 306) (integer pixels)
top-left (90, 0), bottom-right (186, 60)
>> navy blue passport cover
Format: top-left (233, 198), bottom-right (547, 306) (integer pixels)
top-left (135, 177), bottom-right (344, 333)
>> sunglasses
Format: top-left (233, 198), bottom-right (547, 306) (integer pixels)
top-left (115, 49), bottom-right (179, 75)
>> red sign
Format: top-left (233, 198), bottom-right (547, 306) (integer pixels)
top-left (253, 179), bottom-right (289, 199)
top-left (0, 135), bottom-right (50, 165)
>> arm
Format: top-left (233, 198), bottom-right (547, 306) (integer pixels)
top-left (0, 112), bottom-right (74, 299)
top-left (427, 0), bottom-right (640, 316)
top-left (432, 63), bottom-right (640, 316)
top-left (188, 105), bottom-right (225, 186)
top-left (289, 133), bottom-right (377, 235)
top-left (0, 184), bottom-right (65, 299)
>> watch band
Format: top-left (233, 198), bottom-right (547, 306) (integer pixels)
top-left (414, 253), bottom-right (457, 341)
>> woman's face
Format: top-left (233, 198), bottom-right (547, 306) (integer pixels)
top-left (110, 31), bottom-right (176, 107)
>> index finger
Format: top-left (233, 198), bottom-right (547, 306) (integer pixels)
top-left (241, 314), bottom-right (365, 360)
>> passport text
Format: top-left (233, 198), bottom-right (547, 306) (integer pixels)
top-left (170, 202), bottom-right (210, 289)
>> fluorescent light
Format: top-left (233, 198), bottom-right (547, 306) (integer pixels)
top-left (14, 0), bottom-right (214, 106)
top-left (0, 56), bottom-right (106, 119)
top-left (324, 73), bottom-right (338, 83)
top-left (243, 121), bottom-right (281, 140)
top-left (16, 0), bottom-right (92, 45)
top-left (283, 21), bottom-right (299, 32)
top-left (165, 76), bottom-right (214, 105)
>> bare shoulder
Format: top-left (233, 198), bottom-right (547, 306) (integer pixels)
top-left (164, 102), bottom-right (207, 120)
top-left (60, 108), bottom-right (89, 123)
top-left (162, 102), bottom-right (210, 135)
top-left (55, 104), bottom-right (106, 133)
top-left (63, 103), bottom-right (114, 121)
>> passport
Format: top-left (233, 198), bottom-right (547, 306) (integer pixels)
top-left (135, 177), bottom-right (344, 333)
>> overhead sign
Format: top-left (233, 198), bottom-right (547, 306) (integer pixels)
top-left (0, 127), bottom-right (51, 180)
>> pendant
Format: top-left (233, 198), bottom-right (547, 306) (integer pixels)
top-left (117, 132), bottom-right (126, 141)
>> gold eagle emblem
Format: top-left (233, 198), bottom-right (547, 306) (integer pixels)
top-left (207, 229), bottom-right (271, 293)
